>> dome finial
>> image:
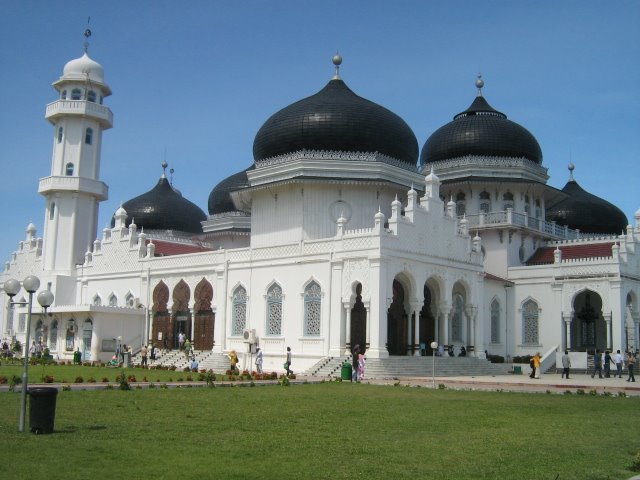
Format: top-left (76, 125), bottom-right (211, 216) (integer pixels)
top-left (161, 161), bottom-right (168, 178)
top-left (568, 162), bottom-right (575, 181)
top-left (475, 73), bottom-right (484, 97)
top-left (83, 17), bottom-right (92, 53)
top-left (332, 52), bottom-right (342, 80)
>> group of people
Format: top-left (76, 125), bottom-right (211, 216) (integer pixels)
top-left (590, 349), bottom-right (636, 382)
top-left (228, 346), bottom-right (293, 376)
top-left (554, 349), bottom-right (637, 382)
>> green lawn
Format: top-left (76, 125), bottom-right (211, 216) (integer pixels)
top-left (0, 382), bottom-right (638, 479)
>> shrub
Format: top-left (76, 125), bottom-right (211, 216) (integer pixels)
top-left (74, 376), bottom-right (84, 383)
top-left (564, 390), bottom-right (573, 395)
top-left (589, 389), bottom-right (598, 396)
top-left (101, 377), bottom-right (110, 383)
top-left (438, 384), bottom-right (446, 390)
top-left (576, 389), bottom-right (585, 395)
top-left (279, 375), bottom-right (290, 386)
top-left (629, 451), bottom-right (640, 472)
top-left (118, 370), bottom-right (130, 391)
top-left (0, 376), bottom-right (7, 384)
top-left (127, 375), bottom-right (137, 383)
top-left (618, 391), bottom-right (627, 398)
top-left (42, 375), bottom-right (55, 383)
top-left (87, 377), bottom-right (96, 383)
top-left (62, 384), bottom-right (72, 391)
top-left (186, 375), bottom-right (192, 382)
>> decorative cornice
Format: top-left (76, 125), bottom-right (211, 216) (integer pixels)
top-left (255, 149), bottom-right (419, 173)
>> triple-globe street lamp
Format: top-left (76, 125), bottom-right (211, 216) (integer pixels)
top-left (3, 276), bottom-right (54, 432)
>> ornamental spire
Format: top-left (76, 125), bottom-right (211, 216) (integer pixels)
top-left (332, 53), bottom-right (342, 80)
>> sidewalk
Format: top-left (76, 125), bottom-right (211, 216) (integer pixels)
top-left (364, 372), bottom-right (640, 396)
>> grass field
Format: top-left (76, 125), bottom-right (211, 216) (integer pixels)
top-left (0, 380), bottom-right (639, 479)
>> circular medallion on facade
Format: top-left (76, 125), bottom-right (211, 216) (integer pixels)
top-left (329, 200), bottom-right (352, 222)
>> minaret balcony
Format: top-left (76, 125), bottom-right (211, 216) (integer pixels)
top-left (46, 100), bottom-right (113, 128)
top-left (38, 176), bottom-right (108, 201)
top-left (463, 209), bottom-right (582, 240)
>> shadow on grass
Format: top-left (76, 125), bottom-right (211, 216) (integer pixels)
top-left (54, 424), bottom-right (107, 434)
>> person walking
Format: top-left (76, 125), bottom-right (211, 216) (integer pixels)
top-left (178, 331), bottom-right (185, 351)
top-left (140, 345), bottom-right (148, 367)
top-left (603, 350), bottom-right (613, 378)
top-left (614, 350), bottom-right (623, 378)
top-left (183, 339), bottom-right (192, 360)
top-left (591, 349), bottom-right (603, 379)
top-left (255, 347), bottom-right (263, 374)
top-left (229, 350), bottom-right (239, 374)
top-left (352, 344), bottom-right (360, 381)
top-left (561, 350), bottom-right (571, 379)
top-left (284, 346), bottom-right (292, 376)
top-left (626, 350), bottom-right (636, 382)
top-left (357, 352), bottom-right (366, 381)
top-left (530, 352), bottom-right (541, 379)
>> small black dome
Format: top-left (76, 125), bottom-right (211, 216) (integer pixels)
top-left (420, 94), bottom-right (542, 165)
top-left (114, 176), bottom-right (206, 233)
top-left (207, 168), bottom-right (251, 215)
top-left (546, 178), bottom-right (627, 235)
top-left (253, 78), bottom-right (418, 165)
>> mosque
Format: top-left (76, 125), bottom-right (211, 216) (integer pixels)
top-left (2, 38), bottom-right (639, 373)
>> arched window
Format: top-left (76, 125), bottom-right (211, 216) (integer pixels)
top-left (479, 191), bottom-right (491, 214)
top-left (524, 195), bottom-right (531, 215)
top-left (522, 299), bottom-right (539, 345)
top-left (266, 284), bottom-right (283, 336)
top-left (231, 287), bottom-right (247, 336)
top-left (92, 295), bottom-right (101, 306)
top-left (87, 90), bottom-right (97, 102)
top-left (71, 88), bottom-right (82, 100)
top-left (99, 95), bottom-right (104, 105)
top-left (304, 282), bottom-right (322, 336)
top-left (85, 128), bottom-right (93, 145)
top-left (108, 294), bottom-right (117, 307)
top-left (535, 200), bottom-right (541, 219)
top-left (455, 192), bottom-right (466, 216)
top-left (50, 320), bottom-right (58, 351)
top-left (125, 293), bottom-right (135, 308)
top-left (503, 192), bottom-right (514, 211)
top-left (57, 126), bottom-right (63, 143)
top-left (451, 294), bottom-right (464, 342)
top-left (491, 299), bottom-right (500, 343)
top-left (65, 163), bottom-right (74, 176)
top-left (61, 90), bottom-right (67, 100)
top-left (49, 202), bottom-right (55, 221)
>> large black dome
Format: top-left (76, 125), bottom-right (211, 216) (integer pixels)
top-left (546, 176), bottom-right (627, 235)
top-left (253, 78), bottom-right (418, 165)
top-left (207, 168), bottom-right (251, 215)
top-left (420, 94), bottom-right (542, 165)
top-left (114, 176), bottom-right (206, 233)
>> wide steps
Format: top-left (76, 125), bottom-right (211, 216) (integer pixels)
top-left (306, 356), bottom-right (512, 378)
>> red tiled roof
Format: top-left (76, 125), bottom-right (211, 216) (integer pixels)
top-left (525, 242), bottom-right (614, 265)
top-left (484, 272), bottom-right (513, 284)
top-left (146, 239), bottom-right (213, 256)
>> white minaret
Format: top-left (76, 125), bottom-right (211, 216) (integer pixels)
top-left (38, 30), bottom-right (112, 272)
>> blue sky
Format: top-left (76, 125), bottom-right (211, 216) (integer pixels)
top-left (1, 1), bottom-right (639, 261)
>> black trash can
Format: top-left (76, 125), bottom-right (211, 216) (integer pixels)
top-left (29, 387), bottom-right (58, 434)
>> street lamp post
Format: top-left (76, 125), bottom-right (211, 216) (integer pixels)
top-left (3, 276), bottom-right (54, 432)
top-left (430, 341), bottom-right (438, 389)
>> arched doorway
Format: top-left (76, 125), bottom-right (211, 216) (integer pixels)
top-left (193, 278), bottom-right (214, 350)
top-left (571, 291), bottom-right (605, 352)
top-left (172, 280), bottom-right (191, 349)
top-left (419, 284), bottom-right (436, 355)
top-left (387, 279), bottom-right (408, 355)
top-left (151, 281), bottom-right (171, 350)
top-left (350, 283), bottom-right (367, 353)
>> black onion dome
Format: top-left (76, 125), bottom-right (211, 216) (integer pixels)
top-left (253, 79), bottom-right (418, 165)
top-left (207, 168), bottom-right (251, 215)
top-left (420, 94), bottom-right (543, 165)
top-left (546, 178), bottom-right (627, 235)
top-left (114, 176), bottom-right (206, 233)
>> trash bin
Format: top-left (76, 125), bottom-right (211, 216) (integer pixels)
top-left (29, 387), bottom-right (58, 434)
top-left (341, 362), bottom-right (352, 381)
top-left (513, 366), bottom-right (522, 374)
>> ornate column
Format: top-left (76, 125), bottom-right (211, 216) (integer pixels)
top-left (410, 300), bottom-right (421, 356)
top-left (603, 312), bottom-right (612, 351)
top-left (365, 301), bottom-right (371, 350)
top-left (562, 312), bottom-right (573, 351)
top-left (344, 301), bottom-right (352, 355)
top-left (440, 302), bottom-right (451, 347)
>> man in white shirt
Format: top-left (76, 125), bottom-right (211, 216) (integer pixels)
top-left (614, 350), bottom-right (623, 378)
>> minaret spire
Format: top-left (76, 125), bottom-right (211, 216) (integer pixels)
top-left (83, 17), bottom-right (92, 53)
top-left (332, 53), bottom-right (342, 80)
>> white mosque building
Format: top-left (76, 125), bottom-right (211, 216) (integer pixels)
top-left (2, 41), bottom-right (639, 374)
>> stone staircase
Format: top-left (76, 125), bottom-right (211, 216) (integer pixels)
top-left (132, 350), bottom-right (230, 372)
top-left (305, 355), bottom-right (513, 378)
